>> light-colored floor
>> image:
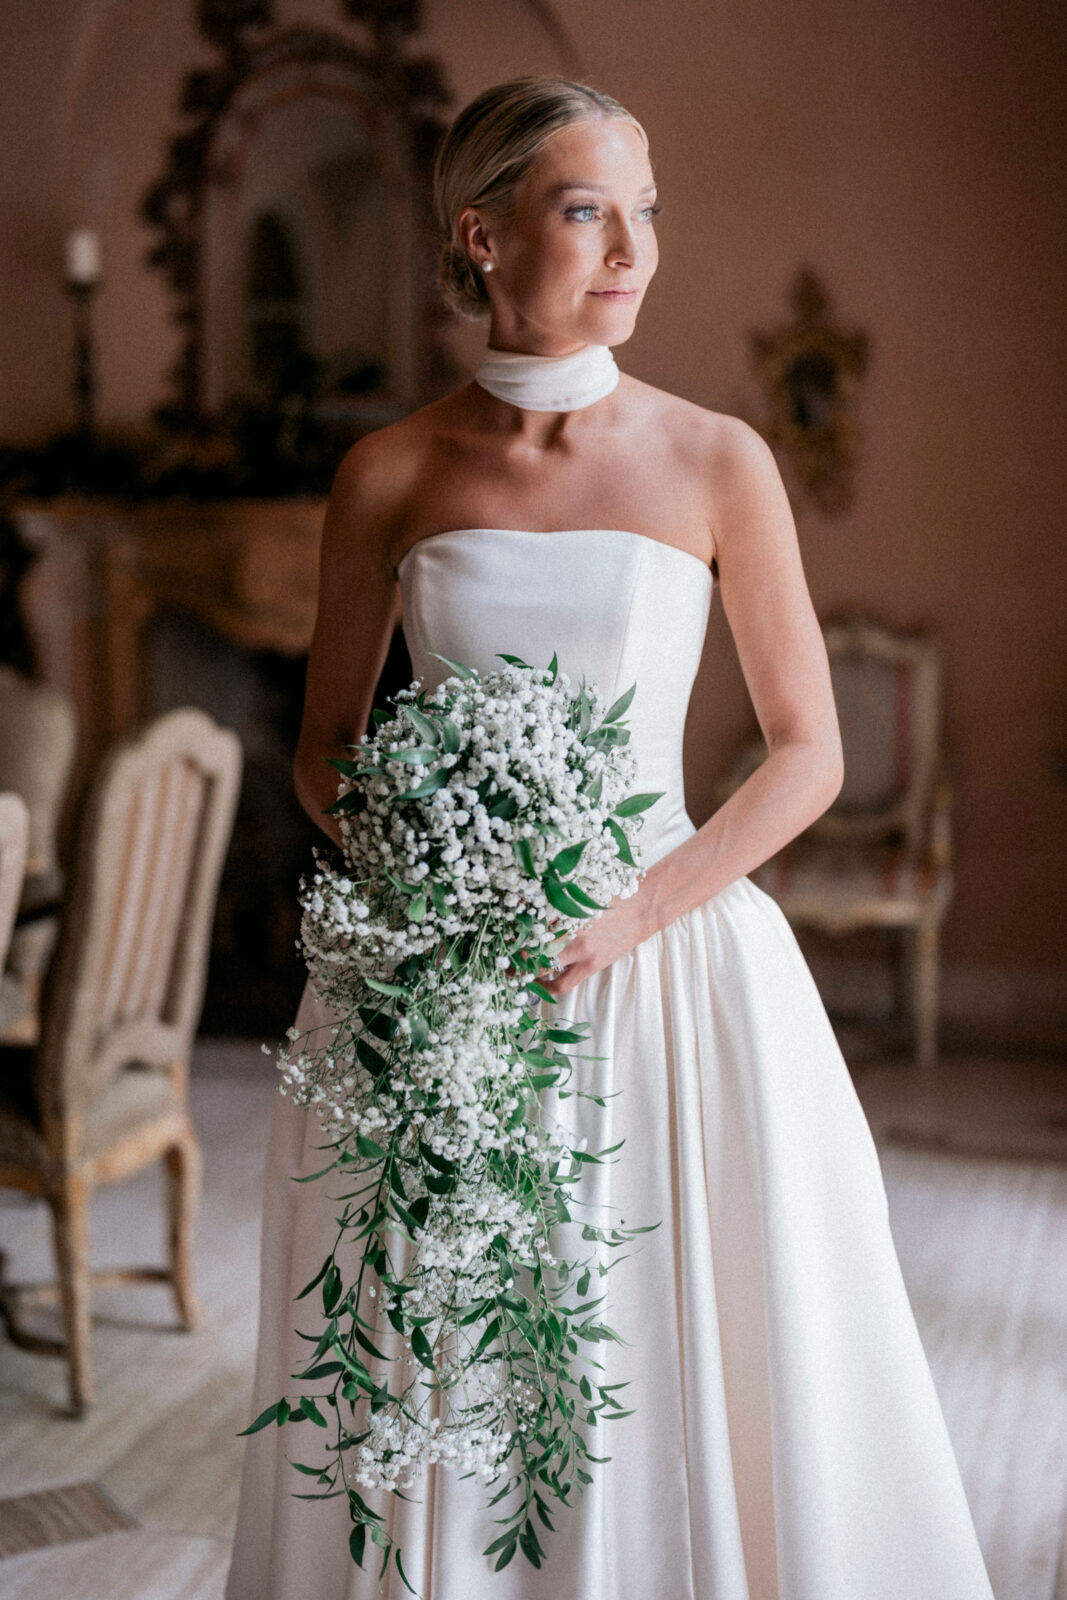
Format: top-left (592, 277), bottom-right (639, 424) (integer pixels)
top-left (0, 1035), bottom-right (1065, 1600)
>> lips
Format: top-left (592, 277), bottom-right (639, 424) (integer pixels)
top-left (591, 289), bottom-right (638, 297)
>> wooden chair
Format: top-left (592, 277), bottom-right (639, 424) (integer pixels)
top-left (0, 667), bottom-right (77, 1044)
top-left (719, 613), bottom-right (954, 1069)
top-left (0, 708), bottom-right (242, 1412)
top-left (0, 792), bottom-right (30, 971)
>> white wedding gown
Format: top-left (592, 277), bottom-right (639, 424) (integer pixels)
top-left (226, 527), bottom-right (996, 1600)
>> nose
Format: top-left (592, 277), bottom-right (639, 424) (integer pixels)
top-left (605, 215), bottom-right (641, 269)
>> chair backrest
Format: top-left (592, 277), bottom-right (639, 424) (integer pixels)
top-left (809, 613), bottom-right (942, 851)
top-left (0, 667), bottom-right (76, 898)
top-left (35, 707), bottom-right (243, 1131)
top-left (0, 792), bottom-right (30, 970)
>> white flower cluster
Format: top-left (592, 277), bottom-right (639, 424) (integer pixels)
top-left (271, 659), bottom-right (651, 1509)
top-left (295, 665), bottom-right (640, 1017)
top-left (401, 1174), bottom-right (547, 1327)
top-left (354, 1407), bottom-right (513, 1492)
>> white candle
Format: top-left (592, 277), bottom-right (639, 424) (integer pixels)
top-left (66, 228), bottom-right (101, 286)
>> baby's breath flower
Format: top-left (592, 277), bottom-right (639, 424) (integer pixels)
top-left (264, 655), bottom-right (658, 1574)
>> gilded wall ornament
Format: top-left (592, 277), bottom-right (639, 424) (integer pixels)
top-left (749, 267), bottom-right (870, 518)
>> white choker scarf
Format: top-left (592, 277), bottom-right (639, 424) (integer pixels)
top-left (474, 342), bottom-right (619, 412)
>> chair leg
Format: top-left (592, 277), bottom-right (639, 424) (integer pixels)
top-left (164, 1124), bottom-right (203, 1330)
top-left (913, 919), bottom-right (941, 1071)
top-left (49, 1171), bottom-right (94, 1413)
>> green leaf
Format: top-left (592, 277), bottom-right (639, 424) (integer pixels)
top-left (395, 1546), bottom-right (420, 1596)
top-left (382, 746), bottom-right (438, 765)
top-left (472, 1317), bottom-right (501, 1359)
top-left (512, 837), bottom-right (537, 878)
top-left (322, 1263), bottom-right (342, 1315)
top-left (385, 871), bottom-right (422, 896)
top-left (355, 1036), bottom-right (389, 1076)
top-left (298, 1395), bottom-right (328, 1427)
top-left (364, 977), bottom-right (412, 999)
top-left (352, 1325), bottom-right (391, 1362)
top-left (236, 1400), bottom-right (284, 1436)
top-left (549, 840), bottom-right (586, 876)
top-left (418, 1140), bottom-right (457, 1175)
top-left (355, 1134), bottom-right (388, 1161)
top-left (298, 1360), bottom-right (343, 1381)
top-left (394, 768), bottom-right (450, 801)
top-left (403, 707), bottom-right (441, 744)
top-left (495, 651), bottom-right (533, 668)
top-left (518, 1519), bottom-right (544, 1567)
top-left (349, 1523), bottom-right (367, 1567)
top-left (324, 789), bottom-right (366, 816)
top-left (562, 880), bottom-right (604, 910)
top-left (294, 1258), bottom-right (331, 1301)
top-left (411, 1326), bottom-right (436, 1369)
top-left (427, 651), bottom-right (477, 680)
top-left (601, 681), bottom-right (636, 723)
top-left (483, 1529), bottom-right (518, 1555)
top-left (425, 1168), bottom-right (457, 1195)
top-left (543, 875), bottom-right (590, 919)
top-left (407, 1006), bottom-right (430, 1049)
top-left (613, 790), bottom-right (665, 817)
top-left (604, 816), bottom-right (635, 866)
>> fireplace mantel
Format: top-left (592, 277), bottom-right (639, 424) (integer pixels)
top-left (14, 496), bottom-right (327, 822)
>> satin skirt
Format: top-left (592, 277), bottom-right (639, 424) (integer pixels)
top-left (225, 874), bottom-right (995, 1600)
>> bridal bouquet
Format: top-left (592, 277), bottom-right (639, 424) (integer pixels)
top-left (240, 649), bottom-right (661, 1596)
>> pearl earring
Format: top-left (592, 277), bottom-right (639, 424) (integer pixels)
top-left (482, 261), bottom-right (494, 273)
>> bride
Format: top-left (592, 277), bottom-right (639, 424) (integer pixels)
top-left (226, 74), bottom-right (996, 1600)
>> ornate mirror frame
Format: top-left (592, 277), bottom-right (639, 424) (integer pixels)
top-left (140, 0), bottom-right (460, 431)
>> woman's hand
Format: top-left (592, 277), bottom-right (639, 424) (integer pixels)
top-left (535, 886), bottom-right (654, 999)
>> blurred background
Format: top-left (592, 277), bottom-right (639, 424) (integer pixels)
top-left (0, 2), bottom-right (1064, 1596)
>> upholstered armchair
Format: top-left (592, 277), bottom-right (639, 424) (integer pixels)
top-left (0, 666), bottom-right (77, 1044)
top-left (719, 613), bottom-right (953, 1069)
top-left (0, 708), bottom-right (242, 1412)
top-left (0, 793), bottom-right (30, 972)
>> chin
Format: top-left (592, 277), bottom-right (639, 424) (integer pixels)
top-left (591, 315), bottom-right (638, 346)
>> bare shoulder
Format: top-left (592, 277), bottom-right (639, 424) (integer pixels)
top-left (637, 385), bottom-right (773, 480)
top-left (321, 401), bottom-right (447, 568)
top-left (623, 379), bottom-right (785, 562)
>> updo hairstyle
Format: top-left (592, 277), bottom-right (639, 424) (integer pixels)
top-left (432, 75), bottom-right (649, 323)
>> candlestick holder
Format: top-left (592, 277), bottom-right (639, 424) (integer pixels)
top-left (65, 276), bottom-right (100, 444)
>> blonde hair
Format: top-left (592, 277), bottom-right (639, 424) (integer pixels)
top-left (432, 75), bottom-right (650, 323)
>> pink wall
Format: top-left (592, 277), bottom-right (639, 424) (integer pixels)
top-left (1, 0), bottom-right (1065, 989)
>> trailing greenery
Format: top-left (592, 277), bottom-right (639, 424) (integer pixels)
top-left (238, 649), bottom-right (662, 1595)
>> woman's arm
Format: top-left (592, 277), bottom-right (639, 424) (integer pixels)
top-left (293, 435), bottom-right (406, 848)
top-left (638, 417), bottom-right (844, 936)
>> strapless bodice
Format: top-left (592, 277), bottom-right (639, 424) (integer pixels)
top-left (397, 528), bottom-right (714, 868)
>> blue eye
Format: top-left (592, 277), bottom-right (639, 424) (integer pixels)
top-left (564, 202), bottom-right (663, 222)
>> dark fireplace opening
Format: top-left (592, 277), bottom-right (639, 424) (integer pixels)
top-left (145, 606), bottom-right (413, 1036)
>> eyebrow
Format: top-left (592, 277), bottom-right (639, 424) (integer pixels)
top-left (547, 180), bottom-right (658, 197)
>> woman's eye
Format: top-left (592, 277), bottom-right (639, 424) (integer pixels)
top-left (564, 202), bottom-right (663, 222)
